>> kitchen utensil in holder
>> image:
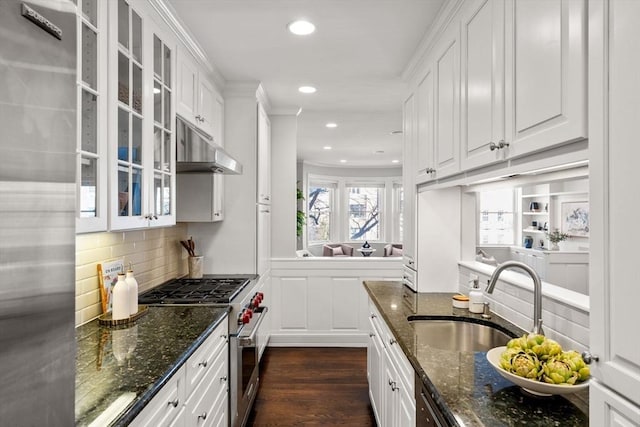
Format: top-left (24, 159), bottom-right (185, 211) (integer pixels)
top-left (188, 256), bottom-right (203, 278)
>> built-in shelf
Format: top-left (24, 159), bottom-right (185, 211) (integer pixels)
top-left (522, 229), bottom-right (546, 234)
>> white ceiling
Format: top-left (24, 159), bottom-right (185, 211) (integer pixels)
top-left (168, 0), bottom-right (446, 167)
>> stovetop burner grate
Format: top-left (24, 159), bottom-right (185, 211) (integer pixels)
top-left (138, 276), bottom-right (253, 304)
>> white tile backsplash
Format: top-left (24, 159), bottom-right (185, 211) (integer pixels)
top-left (459, 265), bottom-right (589, 352)
top-left (74, 224), bottom-right (189, 326)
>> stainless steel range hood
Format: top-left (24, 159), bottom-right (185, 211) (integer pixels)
top-left (176, 116), bottom-right (243, 174)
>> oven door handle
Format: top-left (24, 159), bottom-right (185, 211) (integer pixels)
top-left (237, 306), bottom-right (268, 346)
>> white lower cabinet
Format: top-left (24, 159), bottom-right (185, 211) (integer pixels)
top-left (130, 365), bottom-right (186, 427)
top-left (367, 300), bottom-right (415, 427)
top-left (590, 381), bottom-right (640, 427)
top-left (131, 317), bottom-right (229, 427)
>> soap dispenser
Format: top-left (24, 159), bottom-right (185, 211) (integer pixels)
top-left (469, 278), bottom-right (484, 314)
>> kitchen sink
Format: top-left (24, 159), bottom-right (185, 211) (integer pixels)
top-left (407, 316), bottom-right (516, 352)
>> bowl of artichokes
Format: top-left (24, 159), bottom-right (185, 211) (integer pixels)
top-left (486, 334), bottom-right (590, 396)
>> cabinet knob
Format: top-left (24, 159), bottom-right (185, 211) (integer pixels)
top-left (498, 140), bottom-right (510, 149)
top-left (581, 351), bottom-right (600, 364)
top-left (389, 338), bottom-right (397, 345)
top-left (168, 398), bottom-right (179, 408)
top-left (370, 314), bottom-right (377, 319)
top-left (214, 212), bottom-right (220, 216)
top-left (489, 141), bottom-right (499, 151)
top-left (198, 360), bottom-right (208, 368)
top-left (369, 333), bottom-right (375, 338)
top-left (220, 376), bottom-right (227, 382)
top-left (198, 412), bottom-right (207, 420)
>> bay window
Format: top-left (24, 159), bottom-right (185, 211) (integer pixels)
top-left (306, 176), bottom-right (401, 245)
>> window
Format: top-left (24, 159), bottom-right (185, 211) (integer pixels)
top-left (347, 184), bottom-right (382, 240)
top-left (394, 183), bottom-right (403, 242)
top-left (478, 188), bottom-right (515, 245)
top-left (306, 176), bottom-right (400, 245)
top-left (307, 182), bottom-right (335, 242)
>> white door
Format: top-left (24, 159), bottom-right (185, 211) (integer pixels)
top-left (589, 0), bottom-right (640, 412)
top-left (176, 49), bottom-right (198, 124)
top-left (460, 0), bottom-right (506, 171)
top-left (197, 76), bottom-right (215, 137)
top-left (415, 68), bottom-right (434, 180)
top-left (432, 23), bottom-right (461, 179)
top-left (402, 93), bottom-right (417, 264)
top-left (257, 103), bottom-right (271, 204)
top-left (504, 0), bottom-right (587, 158)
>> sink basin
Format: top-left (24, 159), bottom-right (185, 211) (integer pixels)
top-left (407, 316), bottom-right (516, 352)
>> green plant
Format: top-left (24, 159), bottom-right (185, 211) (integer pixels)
top-left (296, 186), bottom-right (305, 237)
top-left (546, 229), bottom-right (570, 244)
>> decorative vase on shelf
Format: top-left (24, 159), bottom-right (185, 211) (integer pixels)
top-left (523, 236), bottom-right (534, 249)
top-left (551, 242), bottom-right (560, 251)
top-left (362, 241), bottom-right (371, 249)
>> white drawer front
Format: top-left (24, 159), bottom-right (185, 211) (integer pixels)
top-left (186, 317), bottom-right (228, 391)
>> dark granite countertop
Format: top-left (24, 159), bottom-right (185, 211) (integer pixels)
top-left (75, 305), bottom-right (230, 426)
top-left (363, 281), bottom-right (589, 427)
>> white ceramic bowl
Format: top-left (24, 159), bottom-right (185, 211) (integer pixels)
top-left (486, 346), bottom-right (590, 396)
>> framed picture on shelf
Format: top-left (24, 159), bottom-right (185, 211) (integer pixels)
top-left (561, 201), bottom-right (589, 237)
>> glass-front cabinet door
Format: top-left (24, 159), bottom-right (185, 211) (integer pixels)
top-left (76, 0), bottom-right (108, 233)
top-left (108, 0), bottom-right (175, 230)
top-left (151, 29), bottom-right (175, 227)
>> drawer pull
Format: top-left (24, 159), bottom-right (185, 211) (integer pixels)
top-left (198, 412), bottom-right (207, 420)
top-left (198, 361), bottom-right (208, 367)
top-left (168, 398), bottom-right (179, 408)
top-left (389, 338), bottom-right (397, 345)
top-left (220, 375), bottom-right (227, 382)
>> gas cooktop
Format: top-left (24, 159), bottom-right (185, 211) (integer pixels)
top-left (138, 274), bottom-right (257, 305)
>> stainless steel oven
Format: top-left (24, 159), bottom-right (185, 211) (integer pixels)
top-left (232, 305), bottom-right (268, 427)
top-left (138, 274), bottom-right (268, 427)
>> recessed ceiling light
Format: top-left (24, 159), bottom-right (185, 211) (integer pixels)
top-left (374, 150), bottom-right (385, 154)
top-left (287, 20), bottom-right (316, 36)
top-left (392, 159), bottom-right (400, 163)
top-left (323, 146), bottom-right (332, 150)
top-left (390, 130), bottom-right (403, 135)
top-left (325, 122), bottom-right (337, 128)
top-left (298, 86), bottom-right (317, 94)
top-left (339, 159), bottom-right (347, 163)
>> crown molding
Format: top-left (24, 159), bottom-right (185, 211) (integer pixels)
top-left (148, 0), bottom-right (226, 89)
top-left (401, 0), bottom-right (465, 85)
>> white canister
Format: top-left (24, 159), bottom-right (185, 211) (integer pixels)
top-left (112, 273), bottom-right (130, 320)
top-left (125, 270), bottom-right (139, 315)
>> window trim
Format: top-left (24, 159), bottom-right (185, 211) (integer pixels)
top-left (306, 174), bottom-right (401, 247)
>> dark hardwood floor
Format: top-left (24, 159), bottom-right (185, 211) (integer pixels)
top-left (247, 347), bottom-right (377, 426)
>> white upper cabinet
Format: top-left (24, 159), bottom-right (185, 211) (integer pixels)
top-left (107, 0), bottom-right (176, 230)
top-left (402, 93), bottom-right (417, 265)
top-left (504, 0), bottom-right (587, 158)
top-left (460, 0), bottom-right (506, 171)
top-left (432, 22), bottom-right (461, 179)
top-left (176, 49), bottom-right (221, 141)
top-left (415, 68), bottom-right (434, 182)
top-left (589, 0), bottom-right (640, 417)
top-left (257, 103), bottom-right (271, 205)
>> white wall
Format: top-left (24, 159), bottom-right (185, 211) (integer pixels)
top-left (270, 113), bottom-right (298, 258)
top-left (187, 85), bottom-right (259, 274)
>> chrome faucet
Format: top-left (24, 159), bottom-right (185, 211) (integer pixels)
top-left (485, 261), bottom-right (544, 335)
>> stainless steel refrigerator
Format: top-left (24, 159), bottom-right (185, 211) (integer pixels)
top-left (0, 1), bottom-right (76, 425)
